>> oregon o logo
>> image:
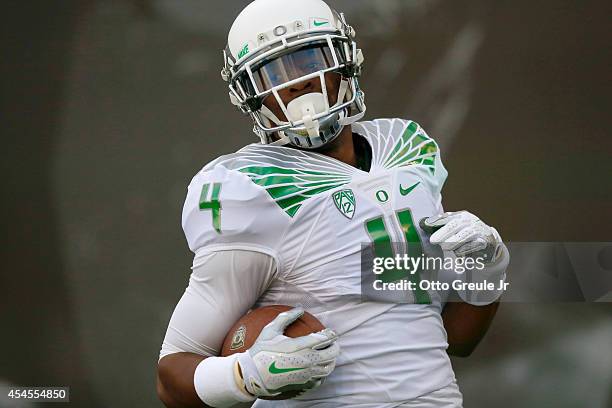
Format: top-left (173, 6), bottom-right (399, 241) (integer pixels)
top-left (376, 190), bottom-right (389, 203)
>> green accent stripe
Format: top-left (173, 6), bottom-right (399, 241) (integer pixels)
top-left (238, 165), bottom-right (350, 217)
top-left (383, 121), bottom-right (419, 168)
top-left (365, 218), bottom-right (406, 283)
top-left (397, 209), bottom-right (431, 304)
top-left (366, 212), bottom-right (431, 305)
top-left (383, 121), bottom-right (439, 173)
top-left (285, 205), bottom-right (302, 218)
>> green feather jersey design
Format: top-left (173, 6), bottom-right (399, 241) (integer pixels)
top-left (213, 119), bottom-right (440, 217)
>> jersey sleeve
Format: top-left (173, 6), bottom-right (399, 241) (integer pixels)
top-left (159, 250), bottom-right (277, 360)
top-left (182, 163), bottom-right (289, 258)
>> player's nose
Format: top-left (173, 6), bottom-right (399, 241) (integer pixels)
top-left (289, 78), bottom-right (315, 94)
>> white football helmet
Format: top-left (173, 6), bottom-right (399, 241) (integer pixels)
top-left (222, 0), bottom-right (366, 149)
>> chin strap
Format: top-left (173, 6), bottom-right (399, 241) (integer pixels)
top-left (337, 77), bottom-right (365, 125)
top-left (260, 105), bottom-right (285, 127)
top-left (334, 78), bottom-right (349, 109)
top-left (268, 134), bottom-right (291, 146)
top-left (338, 106), bottom-right (365, 126)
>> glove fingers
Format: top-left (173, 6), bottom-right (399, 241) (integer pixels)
top-left (445, 221), bottom-right (496, 254)
top-left (311, 341), bottom-right (340, 363)
top-left (309, 361), bottom-right (336, 378)
top-left (244, 313), bottom-right (341, 399)
top-left (296, 379), bottom-right (323, 395)
top-left (313, 329), bottom-right (339, 349)
top-left (438, 226), bottom-right (480, 251)
top-left (422, 212), bottom-right (456, 229)
top-left (430, 218), bottom-right (469, 245)
top-left (454, 238), bottom-right (488, 257)
top-left (261, 307), bottom-right (304, 338)
top-left (308, 379), bottom-right (324, 389)
top-left (291, 379), bottom-right (325, 398)
top-left (433, 211), bottom-right (463, 224)
top-left (290, 329), bottom-right (338, 351)
top-left (489, 226), bottom-right (502, 243)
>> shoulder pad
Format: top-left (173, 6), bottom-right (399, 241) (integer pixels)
top-left (354, 118), bottom-right (448, 197)
top-left (182, 162), bottom-right (289, 255)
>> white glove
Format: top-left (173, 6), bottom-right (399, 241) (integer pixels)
top-left (236, 308), bottom-right (340, 399)
top-left (421, 211), bottom-right (503, 264)
top-left (421, 211), bottom-right (509, 305)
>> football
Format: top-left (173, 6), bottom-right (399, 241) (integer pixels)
top-left (221, 305), bottom-right (326, 400)
top-left (221, 305), bottom-right (325, 356)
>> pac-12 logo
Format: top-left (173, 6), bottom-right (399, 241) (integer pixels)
top-left (333, 189), bottom-right (356, 219)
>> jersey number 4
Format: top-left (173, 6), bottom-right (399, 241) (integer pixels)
top-left (199, 183), bottom-right (222, 233)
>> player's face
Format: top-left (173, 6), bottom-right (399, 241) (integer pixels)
top-left (262, 72), bottom-right (342, 122)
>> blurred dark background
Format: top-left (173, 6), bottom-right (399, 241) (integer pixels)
top-left (2, 0), bottom-right (611, 407)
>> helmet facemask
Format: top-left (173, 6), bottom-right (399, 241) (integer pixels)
top-left (223, 13), bottom-right (366, 149)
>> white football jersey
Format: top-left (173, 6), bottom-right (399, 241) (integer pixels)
top-left (182, 118), bottom-right (456, 406)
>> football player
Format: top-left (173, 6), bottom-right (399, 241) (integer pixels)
top-left (157, 0), bottom-right (509, 407)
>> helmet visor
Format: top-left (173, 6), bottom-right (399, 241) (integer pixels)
top-left (252, 43), bottom-right (342, 92)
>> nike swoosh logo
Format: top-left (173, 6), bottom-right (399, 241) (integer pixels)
top-left (399, 182), bottom-right (420, 196)
top-left (313, 20), bottom-right (329, 27)
top-left (269, 362), bottom-right (306, 374)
